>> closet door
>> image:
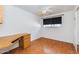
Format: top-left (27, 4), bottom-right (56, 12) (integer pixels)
top-left (73, 6), bottom-right (79, 53)
top-left (77, 9), bottom-right (79, 53)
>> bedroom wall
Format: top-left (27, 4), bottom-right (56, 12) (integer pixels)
top-left (38, 11), bottom-right (75, 43)
top-left (77, 10), bottom-right (79, 45)
top-left (0, 5), bottom-right (41, 40)
top-left (0, 5), bottom-right (41, 53)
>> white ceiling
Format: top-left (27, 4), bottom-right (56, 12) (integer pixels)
top-left (15, 5), bottom-right (76, 16)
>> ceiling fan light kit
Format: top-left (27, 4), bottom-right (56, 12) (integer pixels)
top-left (38, 7), bottom-right (53, 16)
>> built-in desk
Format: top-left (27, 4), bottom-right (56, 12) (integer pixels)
top-left (0, 33), bottom-right (31, 49)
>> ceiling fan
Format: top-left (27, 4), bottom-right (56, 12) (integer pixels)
top-left (37, 7), bottom-right (53, 16)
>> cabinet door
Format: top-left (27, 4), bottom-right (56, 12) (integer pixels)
top-left (19, 35), bottom-right (31, 49)
top-left (23, 38), bottom-right (31, 48)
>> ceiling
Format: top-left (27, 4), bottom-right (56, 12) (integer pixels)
top-left (15, 5), bottom-right (76, 16)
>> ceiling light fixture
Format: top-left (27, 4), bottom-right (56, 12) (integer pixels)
top-left (37, 7), bottom-right (53, 16)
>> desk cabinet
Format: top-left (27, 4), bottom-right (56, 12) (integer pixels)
top-left (19, 34), bottom-right (31, 48)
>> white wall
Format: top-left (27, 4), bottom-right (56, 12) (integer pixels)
top-left (0, 5), bottom-right (41, 40)
top-left (38, 11), bottom-right (75, 43)
top-left (77, 10), bottom-right (79, 44)
top-left (0, 5), bottom-right (41, 53)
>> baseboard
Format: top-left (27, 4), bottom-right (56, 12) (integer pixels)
top-left (38, 37), bottom-right (74, 45)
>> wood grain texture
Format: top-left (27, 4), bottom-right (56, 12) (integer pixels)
top-left (5, 37), bottom-right (76, 54)
top-left (19, 34), bottom-right (31, 48)
top-left (0, 33), bottom-right (30, 49)
top-left (77, 45), bottom-right (79, 54)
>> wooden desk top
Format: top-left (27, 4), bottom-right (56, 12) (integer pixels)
top-left (0, 33), bottom-right (30, 49)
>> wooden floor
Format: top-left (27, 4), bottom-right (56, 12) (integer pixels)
top-left (77, 45), bottom-right (79, 53)
top-left (4, 37), bottom-right (76, 54)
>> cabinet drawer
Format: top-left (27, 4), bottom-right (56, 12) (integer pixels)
top-left (23, 38), bottom-right (30, 42)
top-left (23, 34), bottom-right (31, 39)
